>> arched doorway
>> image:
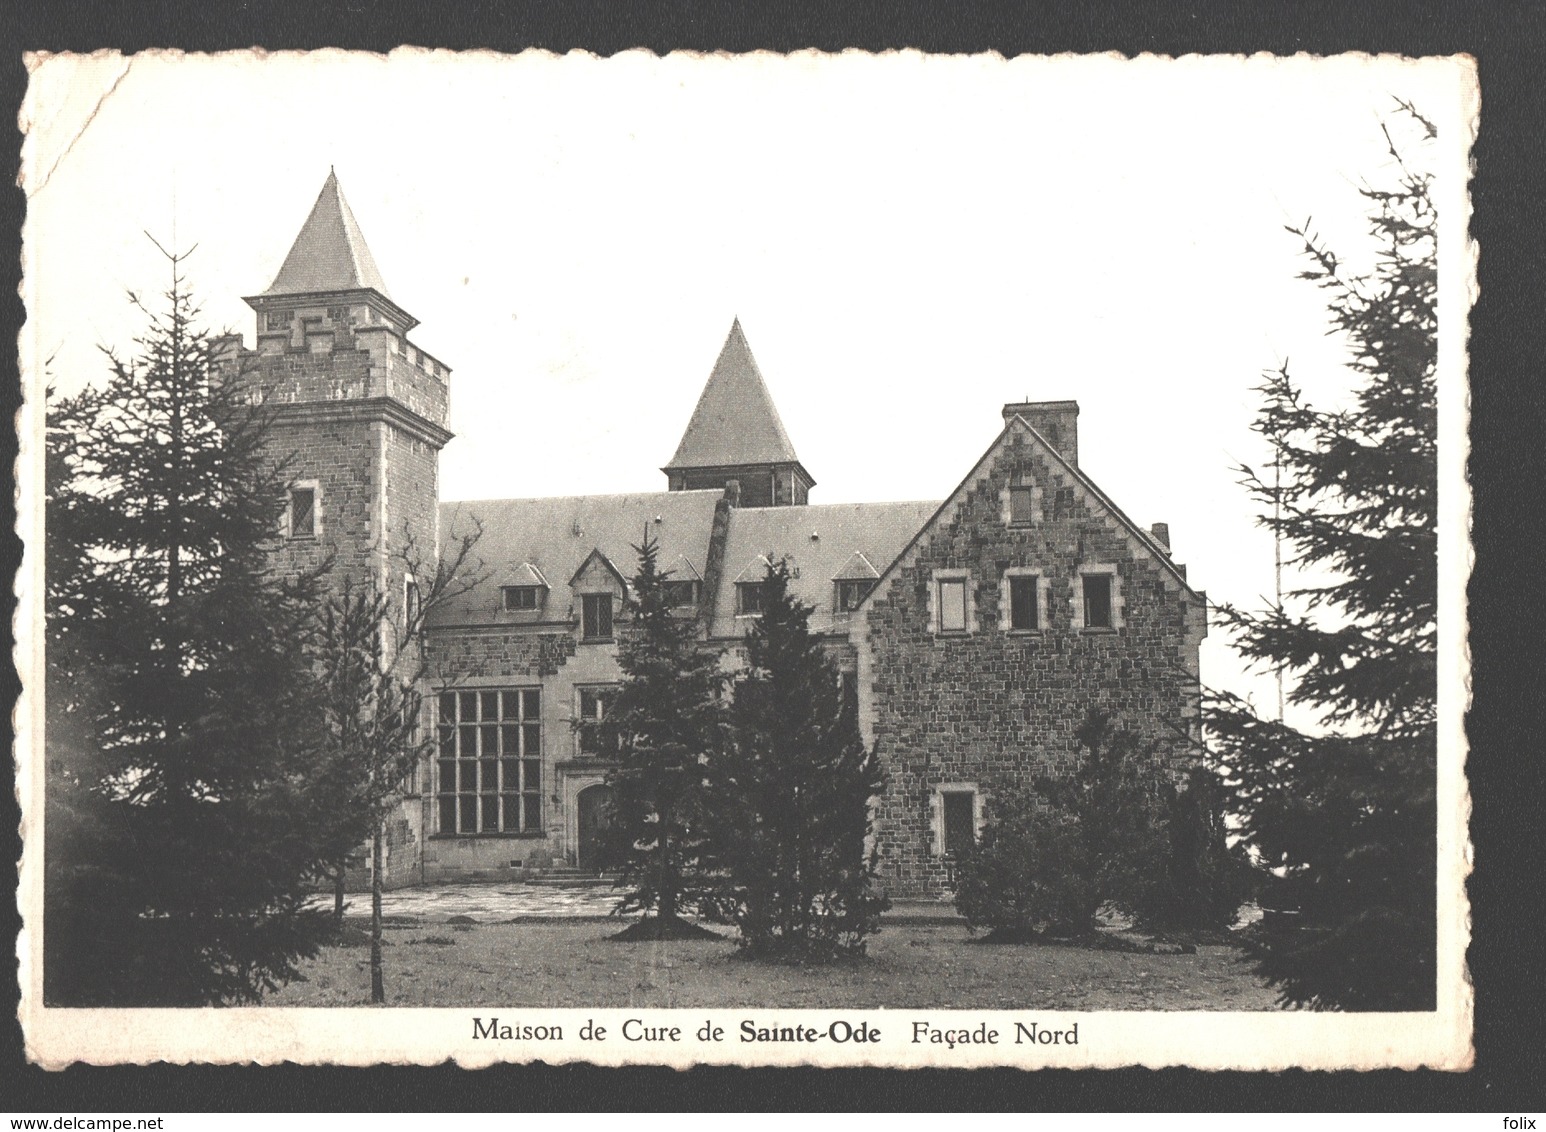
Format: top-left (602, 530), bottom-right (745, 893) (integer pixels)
top-left (576, 783), bottom-right (613, 872)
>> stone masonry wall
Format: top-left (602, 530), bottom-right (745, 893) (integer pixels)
top-left (860, 427), bottom-right (1204, 899)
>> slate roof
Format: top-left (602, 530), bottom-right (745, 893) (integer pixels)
top-left (262, 170), bottom-right (394, 299)
top-left (664, 319), bottom-right (804, 471)
top-left (709, 500), bottom-right (941, 638)
top-left (429, 490), bottom-right (724, 627)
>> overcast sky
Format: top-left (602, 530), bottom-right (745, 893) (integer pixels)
top-left (20, 50), bottom-right (1475, 726)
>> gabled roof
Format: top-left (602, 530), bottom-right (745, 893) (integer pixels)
top-left (733, 555), bottom-right (775, 585)
top-left (262, 170), bottom-right (393, 299)
top-left (664, 319), bottom-right (804, 471)
top-left (500, 562), bottom-right (549, 588)
top-left (860, 415), bottom-right (1203, 611)
top-left (668, 555), bottom-right (703, 582)
top-left (569, 548), bottom-right (629, 590)
top-left (428, 489), bottom-right (724, 628)
top-left (708, 500), bottom-right (941, 639)
top-left (834, 551), bottom-right (880, 581)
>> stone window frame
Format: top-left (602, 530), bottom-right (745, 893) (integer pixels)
top-left (434, 687), bottom-right (544, 838)
top-left (1001, 479), bottom-right (1044, 528)
top-left (999, 567), bottom-right (1052, 634)
top-left (286, 480), bottom-right (321, 540)
top-left (574, 684), bottom-right (619, 757)
top-left (580, 592), bottom-right (615, 641)
top-left (928, 568), bottom-right (977, 637)
top-left (930, 783), bottom-right (984, 857)
top-left (1073, 563), bottom-right (1124, 632)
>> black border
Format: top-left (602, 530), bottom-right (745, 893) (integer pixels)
top-left (5, 0), bottom-right (1542, 1112)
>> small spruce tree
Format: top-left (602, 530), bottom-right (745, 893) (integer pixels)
top-left (954, 710), bottom-right (1167, 939)
top-left (716, 560), bottom-right (889, 960)
top-left (602, 531), bottom-right (728, 940)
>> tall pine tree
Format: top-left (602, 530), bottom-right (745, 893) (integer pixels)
top-left (44, 246), bottom-right (332, 1005)
top-left (602, 532), bottom-right (728, 940)
top-left (716, 560), bottom-right (888, 960)
top-left (1207, 105), bottom-right (1438, 1010)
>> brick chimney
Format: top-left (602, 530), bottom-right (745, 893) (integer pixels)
top-left (1150, 522), bottom-right (1171, 551)
top-left (1003, 401), bottom-right (1079, 466)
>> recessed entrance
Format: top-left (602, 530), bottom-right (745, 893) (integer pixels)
top-left (576, 783), bottom-right (613, 872)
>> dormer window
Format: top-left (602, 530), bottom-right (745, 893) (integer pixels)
top-left (833, 551), bottom-right (881, 615)
top-left (503, 586), bottom-right (541, 612)
top-left (500, 563), bottom-right (549, 613)
top-left (736, 582), bottom-right (765, 616)
top-left (582, 593), bottom-right (614, 640)
top-left (837, 579), bottom-right (874, 612)
top-left (662, 580), bottom-right (699, 607)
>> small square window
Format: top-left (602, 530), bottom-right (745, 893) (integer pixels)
top-left (837, 579), bottom-right (874, 612)
top-left (582, 593), bottom-right (613, 640)
top-left (736, 582), bottom-right (764, 616)
top-left (1009, 575), bottom-right (1039, 631)
top-left (1083, 574), bottom-right (1114, 629)
top-left (503, 586), bottom-right (541, 611)
top-left (937, 579), bottom-right (967, 633)
top-left (289, 487), bottom-right (316, 539)
top-left (1009, 485), bottom-right (1037, 526)
top-left (838, 671), bottom-right (859, 718)
top-left (404, 578), bottom-right (421, 629)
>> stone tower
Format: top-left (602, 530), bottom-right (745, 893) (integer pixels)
top-left (239, 170), bottom-right (452, 614)
top-left (663, 318), bottom-right (814, 506)
top-left (234, 172), bottom-right (453, 885)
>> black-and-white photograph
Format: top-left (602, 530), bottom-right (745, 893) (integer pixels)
top-left (16, 49), bottom-right (1474, 1069)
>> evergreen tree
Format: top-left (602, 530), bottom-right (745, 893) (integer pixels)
top-left (602, 531), bottom-right (728, 940)
top-left (1207, 105), bottom-right (1438, 1010)
top-left (955, 711), bottom-right (1166, 938)
top-left (716, 560), bottom-right (888, 960)
top-left (44, 246), bottom-right (331, 1005)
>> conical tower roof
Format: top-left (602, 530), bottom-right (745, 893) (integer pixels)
top-left (665, 319), bottom-right (803, 471)
top-left (262, 170), bottom-right (393, 298)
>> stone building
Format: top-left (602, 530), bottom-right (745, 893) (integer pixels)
top-left (231, 174), bottom-right (1207, 899)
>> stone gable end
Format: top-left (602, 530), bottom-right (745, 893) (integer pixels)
top-left (859, 423), bottom-right (1206, 898)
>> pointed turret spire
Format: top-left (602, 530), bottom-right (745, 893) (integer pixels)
top-left (663, 319), bottom-right (815, 506)
top-left (262, 170), bottom-right (393, 298)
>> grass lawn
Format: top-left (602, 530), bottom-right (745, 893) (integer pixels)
top-left (263, 919), bottom-right (1283, 1010)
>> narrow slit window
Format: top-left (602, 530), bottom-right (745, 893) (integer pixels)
top-left (289, 487), bottom-right (316, 539)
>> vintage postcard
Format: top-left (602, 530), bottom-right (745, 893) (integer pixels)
top-left (16, 48), bottom-right (1476, 1069)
